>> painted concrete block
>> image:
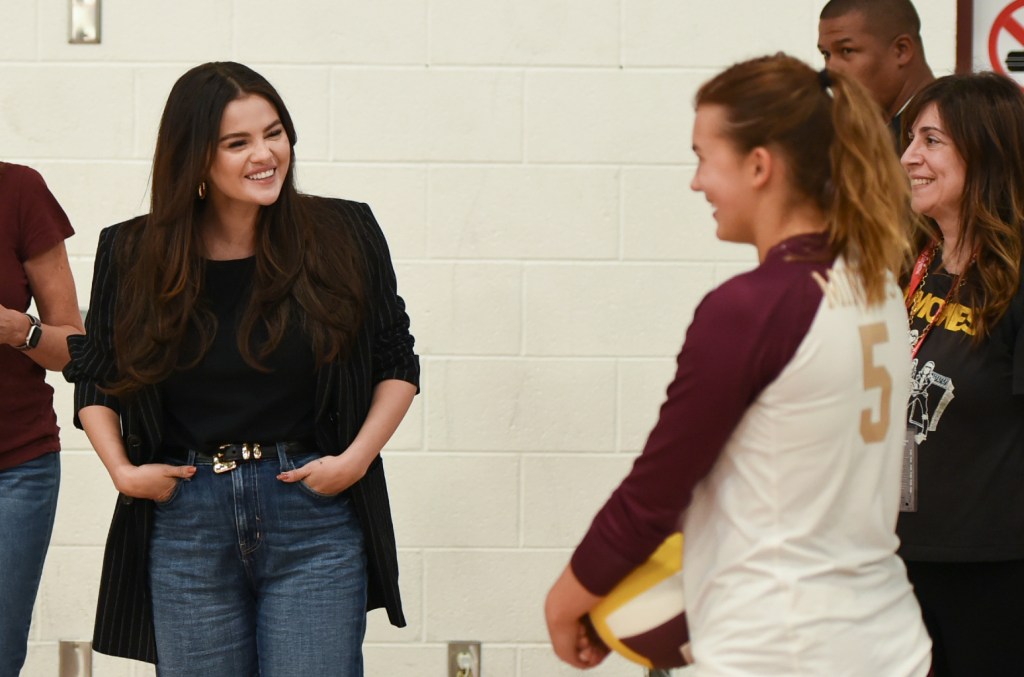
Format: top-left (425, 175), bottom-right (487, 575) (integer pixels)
top-left (332, 69), bottom-right (523, 162)
top-left (427, 359), bottom-right (616, 452)
top-left (521, 454), bottom-right (635, 547)
top-left (0, 1), bottom-right (36, 59)
top-left (388, 453), bottom-right (519, 547)
top-left (236, 0), bottom-right (427, 65)
top-left (524, 263), bottom-right (711, 356)
top-left (396, 262), bottom-right (522, 355)
top-left (431, 0), bottom-right (619, 66)
top-left (428, 166), bottom-right (618, 259)
top-left (423, 549), bottom-right (567, 642)
top-left (0, 66), bottom-right (134, 159)
top-left (526, 70), bottom-right (697, 163)
top-left (622, 0), bottom-right (818, 67)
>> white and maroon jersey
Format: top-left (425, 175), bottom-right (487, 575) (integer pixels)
top-left (573, 233), bottom-right (931, 676)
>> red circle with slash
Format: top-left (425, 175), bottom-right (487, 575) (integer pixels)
top-left (989, 0), bottom-right (1024, 77)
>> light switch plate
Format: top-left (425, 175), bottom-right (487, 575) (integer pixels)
top-left (69, 0), bottom-right (101, 44)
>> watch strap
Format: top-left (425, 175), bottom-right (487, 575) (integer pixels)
top-left (16, 313), bottom-right (42, 351)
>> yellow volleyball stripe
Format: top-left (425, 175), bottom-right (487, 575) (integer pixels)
top-left (588, 532), bottom-right (684, 668)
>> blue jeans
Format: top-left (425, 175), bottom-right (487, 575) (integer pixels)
top-left (0, 451), bottom-right (60, 677)
top-left (149, 445), bottom-right (367, 676)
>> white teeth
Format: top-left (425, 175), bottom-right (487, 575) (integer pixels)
top-left (911, 178), bottom-right (932, 186)
top-left (248, 169), bottom-right (275, 180)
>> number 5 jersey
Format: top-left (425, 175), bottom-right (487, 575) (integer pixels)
top-left (571, 232), bottom-right (931, 677)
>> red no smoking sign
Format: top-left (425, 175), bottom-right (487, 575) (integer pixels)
top-left (989, 0), bottom-right (1024, 79)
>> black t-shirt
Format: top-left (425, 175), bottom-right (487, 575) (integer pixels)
top-left (897, 260), bottom-right (1024, 561)
top-left (161, 257), bottom-right (316, 449)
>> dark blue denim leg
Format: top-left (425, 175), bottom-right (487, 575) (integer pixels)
top-left (255, 446), bottom-right (368, 677)
top-left (0, 452), bottom-right (60, 677)
top-left (149, 450), bottom-right (259, 677)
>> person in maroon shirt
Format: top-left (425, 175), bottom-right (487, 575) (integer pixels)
top-left (0, 163), bottom-right (84, 676)
top-left (545, 54), bottom-right (928, 674)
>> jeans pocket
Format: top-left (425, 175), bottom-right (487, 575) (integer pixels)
top-left (287, 452), bottom-right (339, 500)
top-left (297, 479), bottom-right (340, 500)
top-left (153, 479), bottom-right (183, 507)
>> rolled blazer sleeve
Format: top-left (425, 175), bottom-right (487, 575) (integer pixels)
top-left (63, 224), bottom-right (123, 424)
top-left (356, 203), bottom-right (419, 389)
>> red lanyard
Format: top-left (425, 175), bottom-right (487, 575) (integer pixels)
top-left (904, 241), bottom-right (962, 360)
top-left (903, 242), bottom-right (937, 307)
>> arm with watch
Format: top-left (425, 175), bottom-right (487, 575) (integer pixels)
top-left (1, 239), bottom-right (84, 371)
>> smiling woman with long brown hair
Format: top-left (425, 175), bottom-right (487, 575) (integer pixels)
top-left (65, 62), bottom-right (418, 676)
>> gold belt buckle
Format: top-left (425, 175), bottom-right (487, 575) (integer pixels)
top-left (213, 444), bottom-right (237, 474)
top-left (213, 442), bottom-right (262, 473)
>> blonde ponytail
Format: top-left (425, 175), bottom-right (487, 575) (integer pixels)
top-left (826, 70), bottom-right (914, 304)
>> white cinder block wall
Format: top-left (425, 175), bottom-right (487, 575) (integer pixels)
top-left (3, 1), bottom-right (955, 675)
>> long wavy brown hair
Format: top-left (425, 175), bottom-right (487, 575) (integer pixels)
top-left (902, 73), bottom-right (1024, 340)
top-left (695, 53), bottom-right (913, 305)
top-left (108, 62), bottom-right (364, 396)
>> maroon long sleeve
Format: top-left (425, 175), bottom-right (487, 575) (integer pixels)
top-left (571, 234), bottom-right (830, 595)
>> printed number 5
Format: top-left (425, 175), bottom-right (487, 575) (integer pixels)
top-left (859, 322), bottom-right (892, 443)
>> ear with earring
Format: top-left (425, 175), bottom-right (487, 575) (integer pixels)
top-left (197, 181), bottom-right (207, 200)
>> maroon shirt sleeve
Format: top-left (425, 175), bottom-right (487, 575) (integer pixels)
top-left (571, 249), bottom-right (829, 595)
top-left (13, 164), bottom-right (74, 262)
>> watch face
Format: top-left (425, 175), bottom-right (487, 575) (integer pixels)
top-left (26, 324), bottom-right (42, 349)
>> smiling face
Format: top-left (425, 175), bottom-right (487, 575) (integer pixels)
top-left (206, 94), bottom-right (291, 217)
top-left (817, 11), bottom-right (904, 116)
top-left (901, 103), bottom-right (966, 230)
top-left (690, 104), bottom-right (757, 245)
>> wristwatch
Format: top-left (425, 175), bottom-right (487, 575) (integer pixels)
top-left (16, 313), bottom-right (42, 351)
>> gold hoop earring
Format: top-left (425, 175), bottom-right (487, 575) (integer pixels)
top-left (197, 181), bottom-right (207, 200)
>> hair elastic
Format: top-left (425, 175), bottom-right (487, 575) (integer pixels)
top-left (818, 69), bottom-right (833, 91)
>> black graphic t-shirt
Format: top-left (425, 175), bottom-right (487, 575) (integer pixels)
top-left (897, 260), bottom-right (1024, 561)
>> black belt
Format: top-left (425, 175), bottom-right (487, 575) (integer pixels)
top-left (163, 441), bottom-right (314, 474)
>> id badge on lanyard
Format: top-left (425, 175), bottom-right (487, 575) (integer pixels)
top-left (900, 243), bottom-right (944, 513)
top-left (900, 427), bottom-right (917, 512)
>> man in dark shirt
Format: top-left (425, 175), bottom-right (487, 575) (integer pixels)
top-left (817, 0), bottom-right (935, 145)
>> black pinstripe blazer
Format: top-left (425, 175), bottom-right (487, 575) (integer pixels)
top-left (64, 198), bottom-right (419, 663)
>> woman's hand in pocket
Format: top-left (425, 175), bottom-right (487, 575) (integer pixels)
top-left (277, 453), bottom-right (367, 496)
top-left (113, 463), bottom-right (195, 501)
